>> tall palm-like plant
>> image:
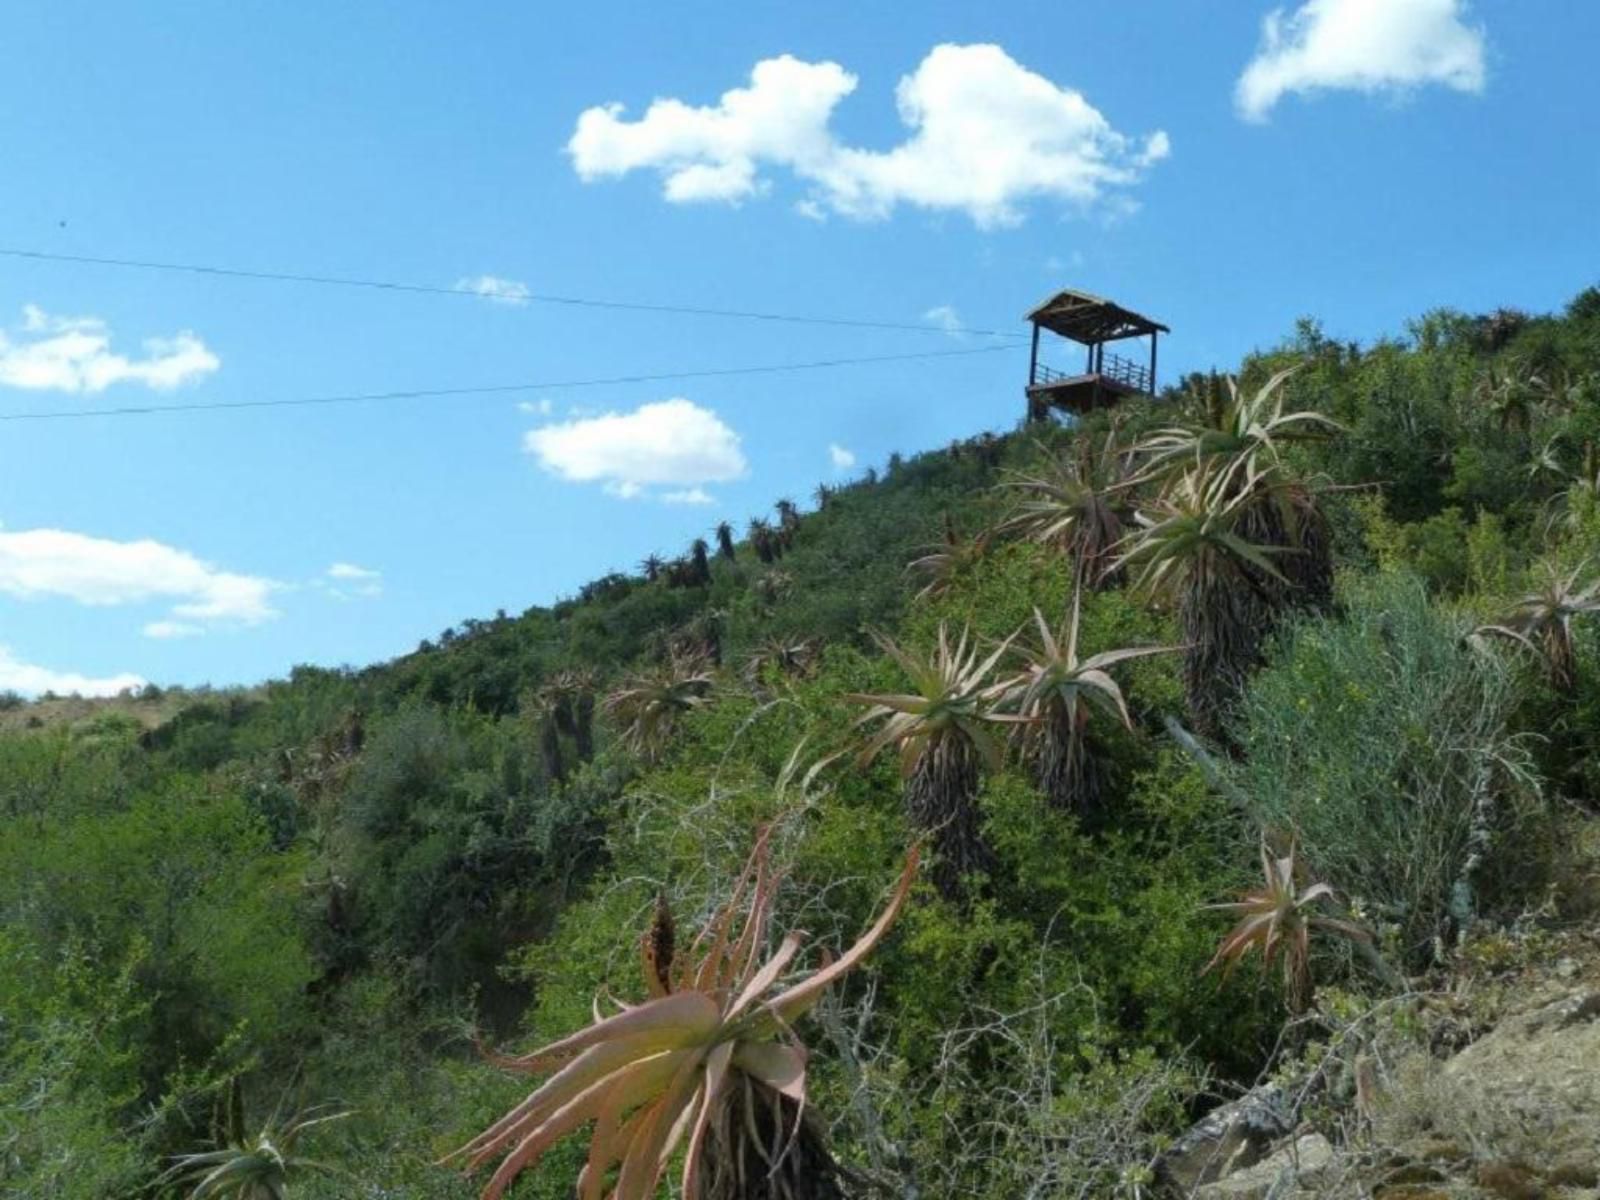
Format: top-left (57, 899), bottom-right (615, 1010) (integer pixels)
top-left (1490, 559), bottom-right (1600, 692)
top-left (447, 834), bottom-right (919, 1200)
top-left (1539, 440), bottom-right (1600, 537)
top-left (526, 693), bottom-right (568, 784)
top-left (907, 515), bottom-right (990, 602)
top-left (1136, 368), bottom-right (1339, 612)
top-left (995, 428), bottom-right (1134, 588)
top-left (540, 669), bottom-right (599, 766)
top-left (743, 636), bottom-right (817, 684)
top-left (640, 554), bottom-right (665, 584)
top-left (1135, 366), bottom-right (1339, 495)
top-left (749, 519), bottom-right (779, 565)
top-left (714, 521), bottom-right (737, 561)
top-left (604, 654), bottom-right (716, 761)
top-left (160, 1101), bottom-right (350, 1199)
top-left (996, 590), bottom-right (1174, 815)
top-left (690, 538), bottom-right (713, 586)
top-left (1113, 469), bottom-right (1288, 739)
top-left (1472, 362), bottom-right (1548, 434)
top-left (848, 624), bottom-right (1015, 897)
top-left (753, 569), bottom-right (794, 607)
top-left (775, 498), bottom-right (801, 548)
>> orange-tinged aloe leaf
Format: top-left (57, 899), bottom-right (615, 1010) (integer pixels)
top-left (447, 1031), bottom-right (690, 1167)
top-left (740, 1040), bottom-right (811, 1173)
top-left (732, 1041), bottom-right (807, 1103)
top-left (759, 846), bottom-right (918, 1028)
top-left (728, 932), bottom-right (805, 1019)
top-left (478, 1053), bottom-right (677, 1200)
top-left (717, 840), bottom-right (778, 995)
top-left (680, 1041), bottom-right (736, 1200)
top-left (613, 1048), bottom-right (708, 1200)
top-left (688, 829), bottom-right (770, 991)
top-left (499, 991), bottom-right (721, 1076)
top-left (580, 1090), bottom-right (654, 1200)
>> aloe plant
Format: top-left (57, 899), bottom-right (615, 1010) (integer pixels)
top-left (995, 428), bottom-right (1134, 588)
top-left (1495, 558), bottom-right (1600, 692)
top-left (1113, 468), bottom-right (1288, 739)
top-left (446, 834), bottom-right (919, 1199)
top-left (996, 590), bottom-right (1173, 815)
top-left (1136, 367), bottom-right (1339, 610)
top-left (1204, 840), bottom-right (1368, 1013)
top-left (906, 515), bottom-right (990, 601)
top-left (160, 1102), bottom-right (350, 1199)
top-left (1134, 366), bottom-right (1340, 496)
top-left (849, 624), bottom-right (1015, 897)
top-left (602, 654), bottom-right (716, 761)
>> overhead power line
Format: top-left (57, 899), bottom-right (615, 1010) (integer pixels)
top-left (0, 246), bottom-right (1029, 340)
top-left (0, 343), bottom-right (1020, 422)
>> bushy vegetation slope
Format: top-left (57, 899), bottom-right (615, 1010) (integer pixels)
top-left (4, 289), bottom-right (1600, 1198)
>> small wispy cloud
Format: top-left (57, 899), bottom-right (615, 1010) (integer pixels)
top-left (1044, 251), bottom-right (1085, 273)
top-left (517, 398), bottom-right (555, 416)
top-left (142, 620), bottom-right (204, 640)
top-left (923, 305), bottom-right (965, 339)
top-left (828, 443), bottom-right (856, 471)
top-left (457, 275), bottom-right (532, 306)
top-left (662, 487), bottom-right (715, 506)
top-left (324, 562), bottom-right (383, 598)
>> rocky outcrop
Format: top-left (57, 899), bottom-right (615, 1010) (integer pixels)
top-left (1153, 1082), bottom-right (1298, 1193)
top-left (1161, 977), bottom-right (1600, 1197)
top-left (1192, 1133), bottom-right (1334, 1199)
top-left (1434, 988), bottom-right (1600, 1175)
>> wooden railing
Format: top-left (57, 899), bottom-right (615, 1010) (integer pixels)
top-left (1030, 351), bottom-right (1152, 394)
top-left (1102, 351), bottom-right (1151, 393)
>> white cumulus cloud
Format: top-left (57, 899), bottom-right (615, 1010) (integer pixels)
top-left (568, 44), bottom-right (1169, 228)
top-left (0, 305), bottom-right (219, 393)
top-left (0, 645), bottom-right (144, 698)
top-left (524, 398), bottom-right (747, 502)
top-left (1236, 0), bottom-right (1486, 122)
top-left (0, 526), bottom-right (279, 634)
top-left (828, 443), bottom-right (856, 471)
top-left (457, 275), bottom-right (532, 306)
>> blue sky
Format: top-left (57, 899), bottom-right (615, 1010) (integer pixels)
top-left (0, 0), bottom-right (1596, 694)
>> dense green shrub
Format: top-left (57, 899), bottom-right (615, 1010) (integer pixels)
top-left (1231, 573), bottom-right (1542, 966)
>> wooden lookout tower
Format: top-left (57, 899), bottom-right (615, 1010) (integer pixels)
top-left (1025, 289), bottom-right (1168, 421)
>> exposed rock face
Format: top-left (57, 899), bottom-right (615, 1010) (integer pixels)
top-left (1153, 1082), bottom-right (1298, 1192)
top-left (1159, 980), bottom-right (1600, 1197)
top-left (1436, 988), bottom-right (1600, 1173)
top-left (1193, 1133), bottom-right (1333, 1200)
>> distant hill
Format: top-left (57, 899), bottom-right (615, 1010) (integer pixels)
top-left (5, 290), bottom-right (1600, 1200)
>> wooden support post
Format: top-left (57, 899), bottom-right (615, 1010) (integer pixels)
top-left (1028, 322), bottom-right (1040, 386)
top-left (1148, 332), bottom-right (1158, 396)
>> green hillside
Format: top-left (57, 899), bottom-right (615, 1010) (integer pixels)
top-left (5, 291), bottom-right (1600, 1198)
